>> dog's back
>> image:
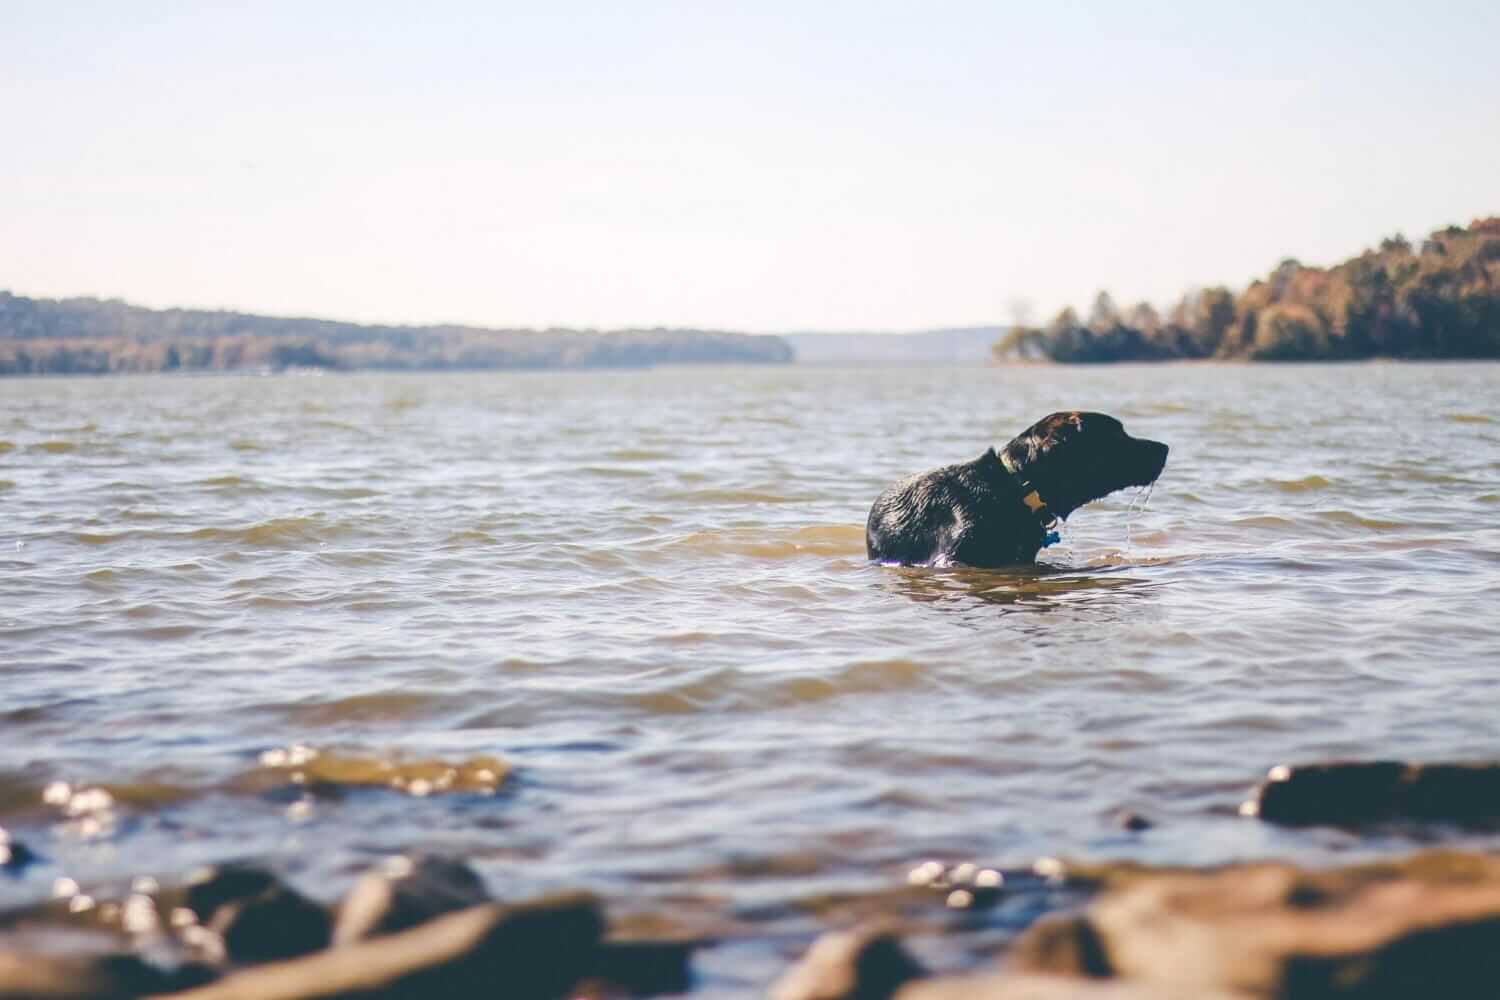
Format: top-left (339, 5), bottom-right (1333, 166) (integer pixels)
top-left (865, 450), bottom-right (1042, 567)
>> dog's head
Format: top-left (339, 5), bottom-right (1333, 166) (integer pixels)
top-left (999, 411), bottom-right (1168, 521)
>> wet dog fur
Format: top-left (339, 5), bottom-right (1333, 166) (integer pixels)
top-left (865, 412), bottom-right (1169, 568)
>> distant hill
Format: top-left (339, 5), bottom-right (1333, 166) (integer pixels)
top-left (995, 217), bottom-right (1500, 363)
top-left (0, 293), bottom-right (793, 375)
top-left (785, 327), bottom-right (1004, 364)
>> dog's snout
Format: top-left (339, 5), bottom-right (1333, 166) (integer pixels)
top-left (1122, 437), bottom-right (1168, 487)
top-left (1141, 439), bottom-right (1169, 479)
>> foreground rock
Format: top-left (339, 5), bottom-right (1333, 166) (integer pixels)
top-left (1020, 852), bottom-right (1500, 997)
top-left (779, 851), bottom-right (1500, 999)
top-left (1244, 761), bottom-right (1500, 827)
top-left (184, 864), bottom-right (331, 964)
top-left (0, 857), bottom-right (694, 999)
top-left (334, 855), bottom-right (490, 945)
top-left (770, 925), bottom-right (1234, 1000)
top-left (170, 894), bottom-right (604, 1000)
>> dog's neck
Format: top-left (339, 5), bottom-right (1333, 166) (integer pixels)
top-left (996, 448), bottom-right (1059, 528)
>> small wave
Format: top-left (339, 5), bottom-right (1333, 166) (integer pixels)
top-left (1448, 413), bottom-right (1494, 424)
top-left (344, 598), bottom-right (427, 612)
top-left (605, 447), bottom-right (673, 461)
top-left (671, 525), bottom-right (866, 559)
top-left (384, 394), bottom-right (424, 412)
top-left (29, 440), bottom-right (77, 454)
top-left (306, 418), bottom-right (369, 436)
top-left (127, 624), bottom-right (200, 640)
top-left (623, 658), bottom-right (932, 714)
top-left (580, 465), bottom-right (651, 479)
top-left (0, 480), bottom-right (12, 492)
top-left (197, 474), bottom-right (271, 494)
top-left (0, 440), bottom-right (13, 454)
top-left (444, 529), bottom-right (498, 545)
top-left (229, 439), bottom-right (264, 451)
top-left (301, 485), bottom-right (384, 500)
top-left (76, 530), bottom-right (128, 545)
top-left (1129, 401), bottom-right (1192, 415)
top-left (1374, 467), bottom-right (1475, 485)
top-left (282, 691), bottom-right (451, 725)
top-left (186, 515), bottom-right (343, 546)
top-left (1229, 515), bottom-right (1298, 529)
top-left (658, 488), bottom-right (797, 504)
top-left (1315, 510), bottom-right (1403, 531)
top-left (776, 658), bottom-right (930, 703)
top-left (1267, 475), bottom-right (1334, 493)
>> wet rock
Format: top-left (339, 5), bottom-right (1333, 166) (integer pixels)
top-left (0, 830), bottom-right (41, 875)
top-left (183, 865), bottom-right (279, 923)
top-left (0, 951), bottom-right (214, 998)
top-left (896, 976), bottom-right (1230, 998)
top-left (584, 941), bottom-right (697, 997)
top-left (169, 893), bottom-right (604, 1000)
top-left (184, 864), bottom-right (331, 965)
top-left (1011, 852), bottom-right (1500, 997)
top-left (772, 927), bottom-right (1227, 1000)
top-left (333, 855), bottom-right (490, 945)
top-left (1244, 761), bottom-right (1500, 827)
top-left (769, 926), bottom-right (925, 1000)
top-left (1116, 812), bottom-right (1153, 833)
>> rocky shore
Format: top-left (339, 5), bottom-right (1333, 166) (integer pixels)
top-left (7, 760), bottom-right (1500, 998)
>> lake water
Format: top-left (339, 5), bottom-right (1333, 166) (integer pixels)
top-left (3, 363), bottom-right (1499, 990)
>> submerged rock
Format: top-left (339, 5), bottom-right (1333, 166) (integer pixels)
top-left (248, 747), bottom-right (511, 799)
top-left (1244, 761), bottom-right (1500, 827)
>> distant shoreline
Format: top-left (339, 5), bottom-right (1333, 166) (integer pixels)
top-left (0, 291), bottom-right (794, 376)
top-left (994, 217), bottom-right (1500, 363)
top-left (7, 208), bottom-right (1499, 379)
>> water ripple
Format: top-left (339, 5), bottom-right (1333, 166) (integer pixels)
top-left (3, 363), bottom-right (1500, 986)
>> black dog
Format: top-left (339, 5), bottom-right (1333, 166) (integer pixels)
top-left (865, 412), bottom-right (1168, 567)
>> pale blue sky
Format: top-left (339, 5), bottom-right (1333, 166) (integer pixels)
top-left (4, 1), bottom-right (1497, 331)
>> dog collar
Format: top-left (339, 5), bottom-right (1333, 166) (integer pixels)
top-left (997, 450), bottom-right (1057, 527)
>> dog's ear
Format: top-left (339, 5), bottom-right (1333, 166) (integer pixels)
top-left (1001, 411), bottom-right (1088, 469)
top-left (1003, 412), bottom-right (1164, 520)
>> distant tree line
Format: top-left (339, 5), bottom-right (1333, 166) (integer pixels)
top-left (0, 294), bottom-right (793, 375)
top-left (994, 218), bottom-right (1500, 362)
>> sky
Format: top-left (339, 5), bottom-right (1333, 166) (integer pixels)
top-left (3, 1), bottom-right (1498, 332)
